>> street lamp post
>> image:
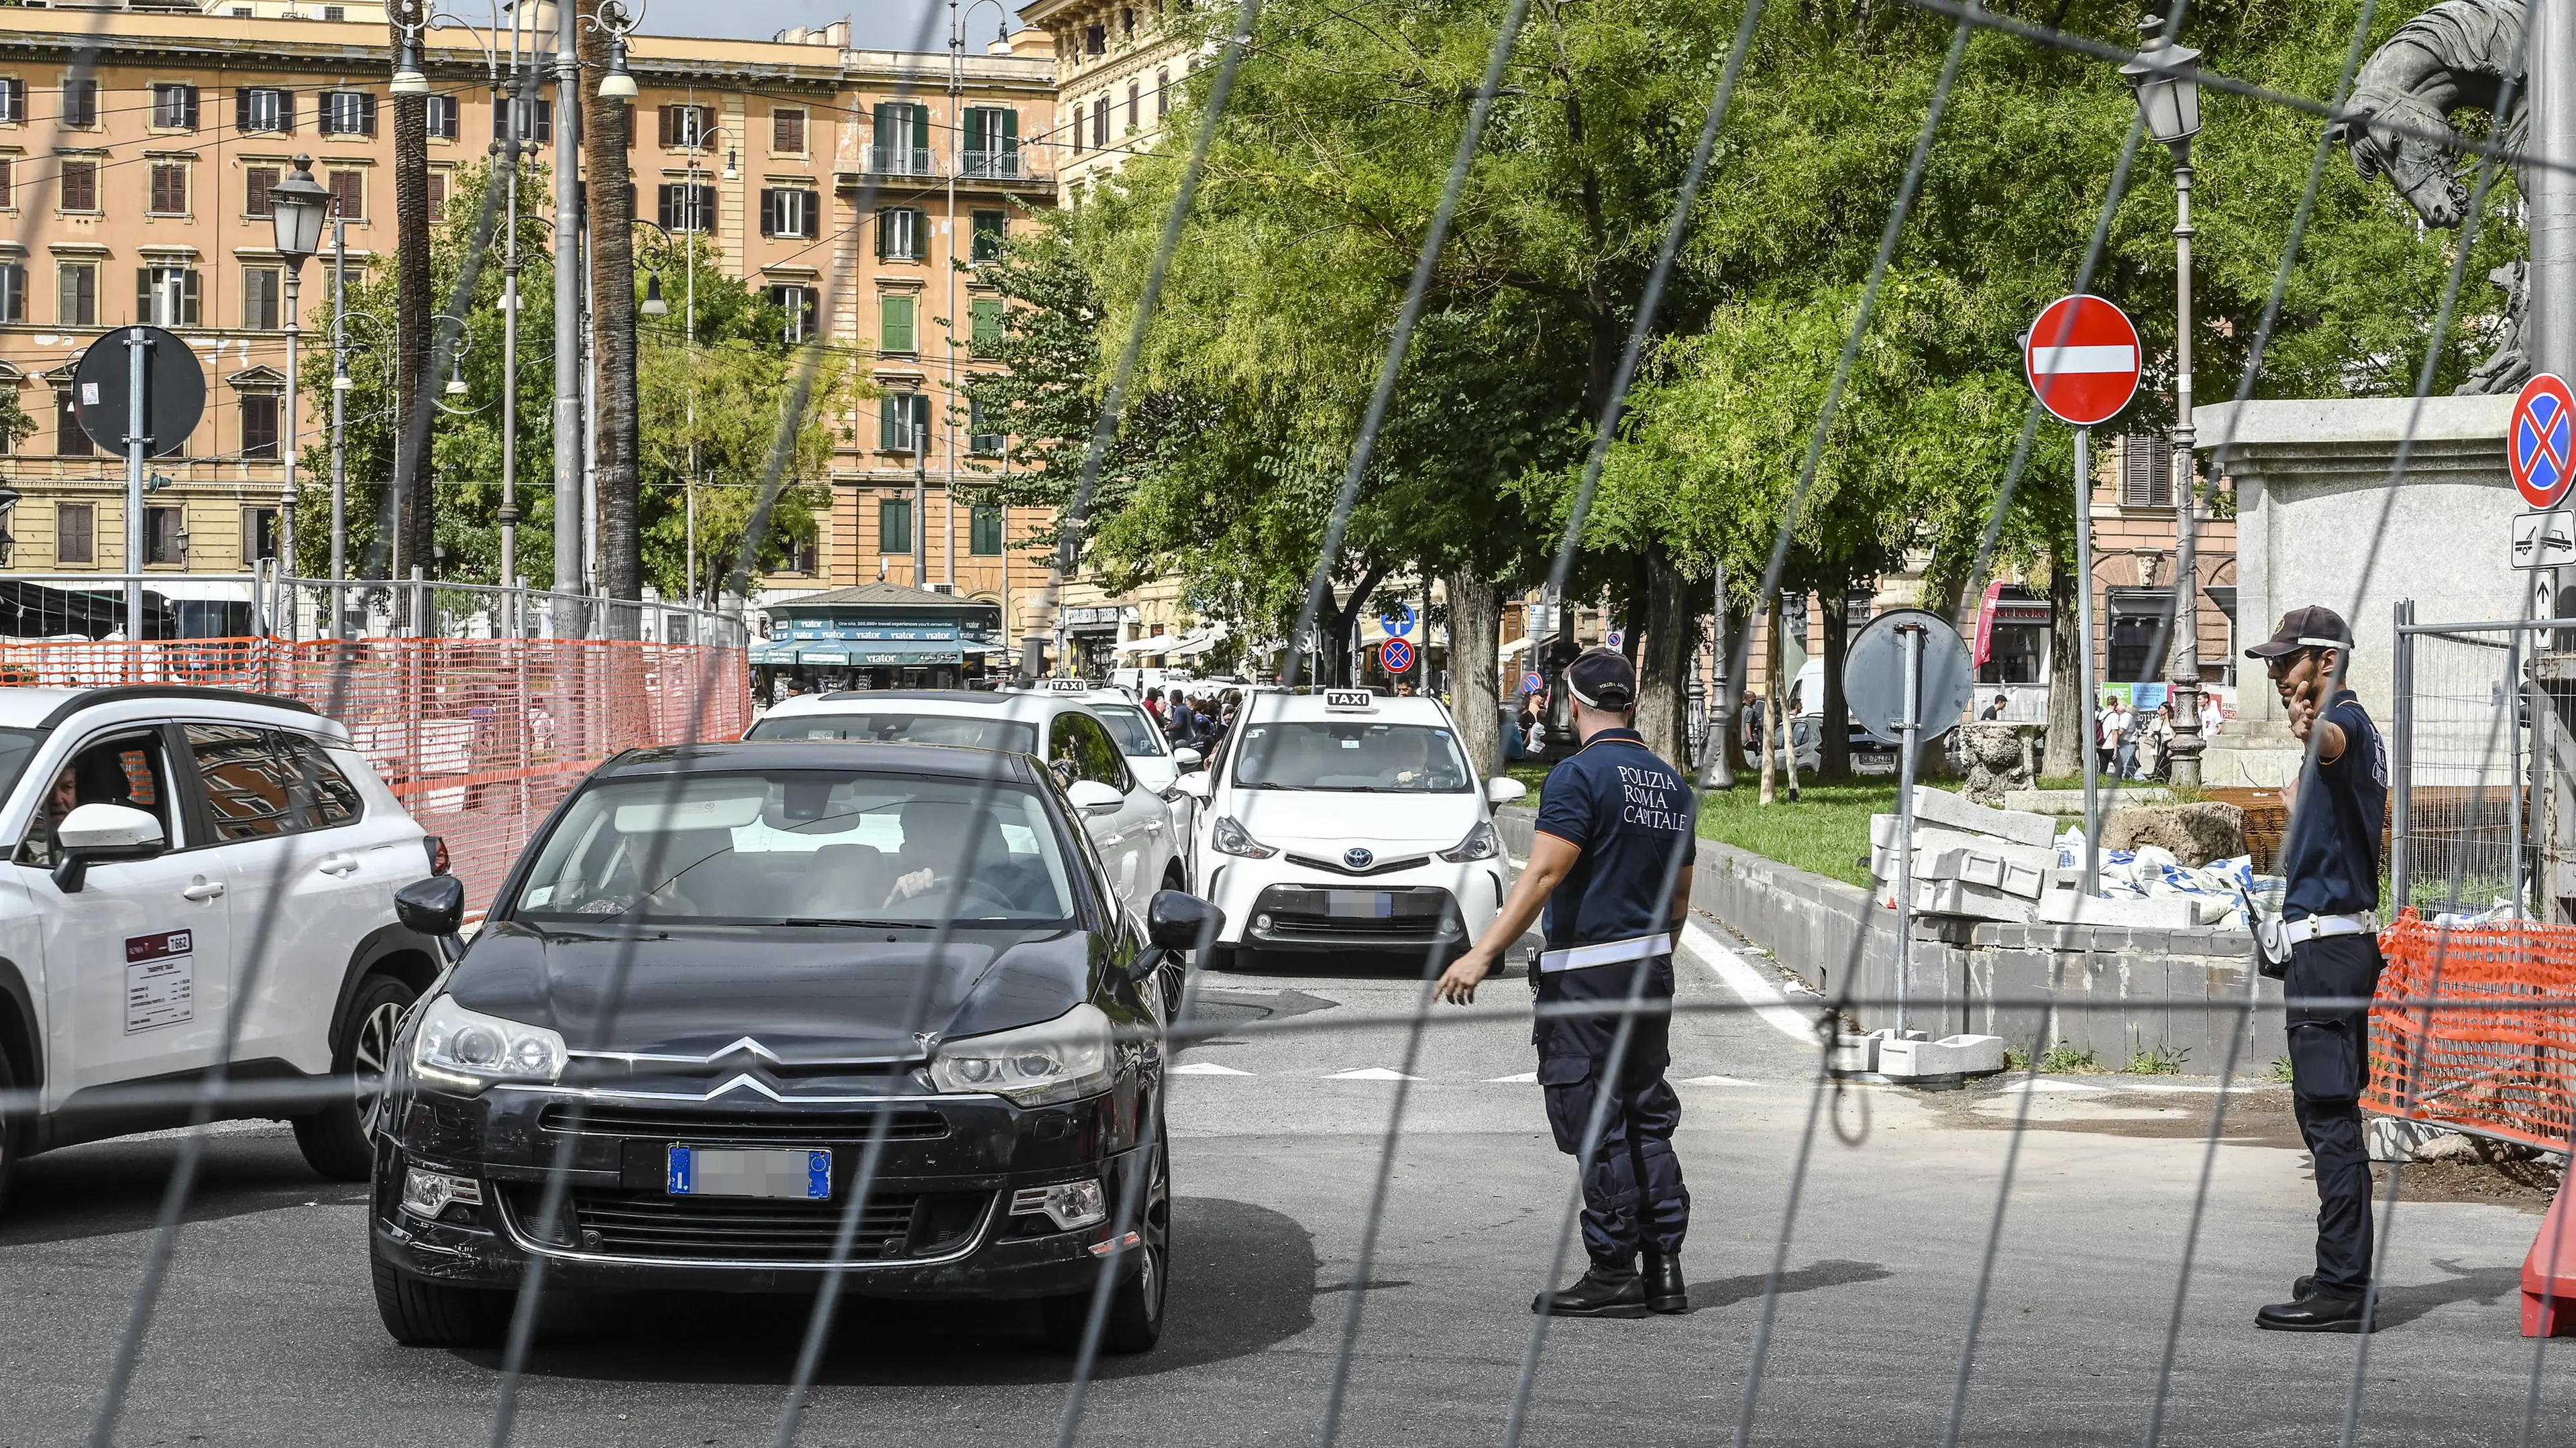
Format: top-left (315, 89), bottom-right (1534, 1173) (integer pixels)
top-left (327, 216), bottom-right (350, 635)
top-left (2125, 17), bottom-right (2204, 787)
top-left (948, 0), bottom-right (1010, 595)
top-left (269, 156), bottom-right (329, 640)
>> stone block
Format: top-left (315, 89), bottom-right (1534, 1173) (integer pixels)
top-left (2039, 889), bottom-right (2199, 929)
top-left (2101, 802), bottom-right (2249, 868)
top-left (1912, 877), bottom-right (2039, 924)
top-left (1912, 787), bottom-right (2057, 848)
top-left (1880, 1033), bottom-right (2007, 1078)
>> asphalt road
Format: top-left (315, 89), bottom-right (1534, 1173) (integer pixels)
top-left (1, 929), bottom-right (2567, 1447)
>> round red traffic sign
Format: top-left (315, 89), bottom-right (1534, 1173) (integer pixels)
top-left (2023, 295), bottom-right (2142, 427)
top-left (2512, 372), bottom-right (2576, 509)
top-left (1380, 637), bottom-right (1413, 673)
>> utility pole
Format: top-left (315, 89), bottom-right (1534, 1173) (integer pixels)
top-left (498, 56), bottom-right (523, 630)
top-left (913, 420), bottom-right (929, 586)
top-left (2536, 0), bottom-right (2576, 380)
top-left (551, 0), bottom-right (584, 629)
top-left (328, 217), bottom-right (348, 638)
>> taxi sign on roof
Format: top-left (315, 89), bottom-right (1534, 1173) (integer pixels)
top-left (1040, 677), bottom-right (1091, 693)
top-left (1323, 689), bottom-right (1375, 712)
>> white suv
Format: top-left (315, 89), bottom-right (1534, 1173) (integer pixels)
top-left (1177, 688), bottom-right (1524, 968)
top-left (0, 686), bottom-right (440, 1211)
top-left (746, 683), bottom-right (1191, 911)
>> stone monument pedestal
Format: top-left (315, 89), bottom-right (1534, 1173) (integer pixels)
top-left (2194, 396), bottom-right (2520, 787)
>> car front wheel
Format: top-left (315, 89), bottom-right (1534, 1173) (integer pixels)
top-left (370, 1255), bottom-right (513, 1347)
top-left (294, 973), bottom-right (417, 1180)
top-left (0, 1034), bottom-right (17, 1217)
top-left (1040, 1141), bottom-right (1169, 1355)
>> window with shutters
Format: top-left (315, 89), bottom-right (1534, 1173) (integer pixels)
top-left (425, 94), bottom-right (458, 141)
top-left (660, 103), bottom-right (714, 149)
top-left (879, 293), bottom-right (916, 354)
top-left (328, 168), bottom-right (364, 221)
top-left (879, 392), bottom-right (929, 452)
top-left (871, 101), bottom-right (930, 175)
top-left (1069, 108), bottom-right (1084, 156)
top-left (961, 107), bottom-right (1019, 178)
top-left (149, 163), bottom-right (189, 216)
top-left (139, 266), bottom-right (200, 327)
top-left (425, 170), bottom-right (448, 215)
top-left (59, 160), bottom-right (97, 213)
top-left (971, 209), bottom-right (1004, 264)
top-left (1157, 68), bottom-right (1170, 121)
top-left (62, 76), bottom-right (99, 129)
top-left (144, 506), bottom-right (184, 565)
top-left (879, 498), bottom-right (913, 555)
top-left (56, 392), bottom-right (93, 457)
top-left (2119, 433), bottom-right (2174, 509)
top-left (1091, 97), bottom-right (1108, 148)
top-left (56, 261), bottom-right (95, 325)
top-left (1084, 22), bottom-right (1106, 52)
top-left (0, 77), bottom-right (23, 124)
top-left (56, 502), bottom-right (95, 561)
top-left (244, 164), bottom-right (278, 218)
top-left (969, 399), bottom-right (1004, 459)
top-left (760, 188), bottom-right (816, 239)
top-left (971, 503), bottom-right (1004, 554)
top-left (657, 182), bottom-right (716, 233)
top-left (152, 84), bottom-right (199, 131)
top-left (875, 207), bottom-right (924, 261)
top-left (969, 298), bottom-right (1004, 356)
top-left (0, 262), bottom-right (23, 325)
top-left (242, 266), bottom-right (280, 329)
top-left (237, 87), bottom-right (290, 134)
top-left (0, 158), bottom-right (13, 212)
top-left (242, 506), bottom-right (280, 565)
top-left (766, 284), bottom-right (817, 344)
top-left (498, 96), bottom-right (551, 144)
top-left (320, 91), bottom-right (376, 137)
top-left (241, 392), bottom-right (280, 459)
top-left (1127, 82), bottom-right (1139, 133)
top-left (773, 107), bottom-right (806, 154)
top-left (777, 532), bottom-right (817, 573)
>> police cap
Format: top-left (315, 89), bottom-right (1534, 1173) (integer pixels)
top-left (2245, 604), bottom-right (2353, 660)
top-left (1566, 647), bottom-right (1637, 712)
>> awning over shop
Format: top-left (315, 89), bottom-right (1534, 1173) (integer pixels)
top-left (1497, 635), bottom-right (1534, 657)
top-left (1117, 633), bottom-right (1180, 655)
top-left (751, 640), bottom-right (967, 666)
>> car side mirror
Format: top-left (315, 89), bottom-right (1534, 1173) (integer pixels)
top-left (1146, 889), bottom-right (1224, 952)
top-left (395, 874), bottom-right (467, 938)
top-left (1067, 779), bottom-right (1124, 815)
top-left (1485, 777), bottom-right (1527, 805)
top-left (50, 803), bottom-right (167, 893)
top-left (1171, 746), bottom-right (1203, 769)
top-left (1172, 771), bottom-right (1213, 801)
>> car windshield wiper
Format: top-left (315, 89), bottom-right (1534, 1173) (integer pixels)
top-left (777, 916), bottom-right (924, 928)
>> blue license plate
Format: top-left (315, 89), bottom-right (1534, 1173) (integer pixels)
top-left (665, 1146), bottom-right (831, 1200)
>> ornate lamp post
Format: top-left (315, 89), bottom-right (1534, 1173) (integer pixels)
top-left (2124, 17), bottom-right (2204, 787)
top-left (268, 156), bottom-right (329, 630)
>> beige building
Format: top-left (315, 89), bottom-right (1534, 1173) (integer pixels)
top-left (0, 8), bottom-right (1067, 643)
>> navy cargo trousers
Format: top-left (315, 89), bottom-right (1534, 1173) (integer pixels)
top-left (1536, 952), bottom-right (1690, 1268)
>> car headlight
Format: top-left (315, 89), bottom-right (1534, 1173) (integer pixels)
top-left (1211, 815), bottom-right (1277, 858)
top-left (409, 994), bottom-right (568, 1096)
top-left (1438, 820), bottom-right (1499, 862)
top-left (930, 1003), bottom-right (1116, 1106)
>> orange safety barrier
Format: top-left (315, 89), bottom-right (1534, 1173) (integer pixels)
top-left (2364, 910), bottom-right (2576, 1158)
top-left (0, 635), bottom-right (751, 913)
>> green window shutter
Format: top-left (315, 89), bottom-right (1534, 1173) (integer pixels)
top-left (1000, 108), bottom-right (1018, 154)
top-left (881, 294), bottom-right (914, 353)
top-left (873, 208), bottom-right (889, 259)
top-left (971, 505), bottom-right (1003, 556)
top-left (880, 498), bottom-right (912, 554)
top-left (970, 299), bottom-right (1004, 353)
top-left (963, 107), bottom-right (986, 155)
top-left (881, 395), bottom-right (905, 450)
top-left (872, 101), bottom-right (892, 144)
top-left (910, 393), bottom-right (931, 439)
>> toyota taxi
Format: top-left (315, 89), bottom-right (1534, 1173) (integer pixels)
top-left (1176, 688), bottom-right (1523, 968)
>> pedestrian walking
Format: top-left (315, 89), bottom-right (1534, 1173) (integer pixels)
top-left (2096, 692), bottom-right (2118, 775)
top-left (2246, 605), bottom-right (2387, 1333)
top-left (1436, 648), bottom-right (1695, 1319)
top-left (1980, 692), bottom-right (2009, 721)
top-left (2110, 696), bottom-right (2137, 781)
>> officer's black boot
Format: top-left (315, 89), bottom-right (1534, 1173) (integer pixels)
top-left (1531, 1264), bottom-right (1648, 1319)
top-left (1641, 1251), bottom-right (1688, 1314)
top-left (2255, 1288), bottom-right (2372, 1333)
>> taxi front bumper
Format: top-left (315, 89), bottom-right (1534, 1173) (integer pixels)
top-left (1203, 853), bottom-right (1507, 954)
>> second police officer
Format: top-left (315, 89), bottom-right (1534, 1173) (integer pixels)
top-left (1438, 648), bottom-right (1696, 1318)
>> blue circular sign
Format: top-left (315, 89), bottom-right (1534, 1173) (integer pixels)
top-left (2514, 373), bottom-right (2576, 510)
top-left (1522, 671), bottom-right (1544, 693)
top-left (1380, 638), bottom-right (1414, 673)
top-left (1380, 604), bottom-right (1415, 638)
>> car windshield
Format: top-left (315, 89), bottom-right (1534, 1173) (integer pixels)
top-left (1230, 721), bottom-right (1471, 793)
top-left (1089, 704), bottom-right (1165, 757)
top-left (0, 727), bottom-right (44, 808)
top-left (744, 711), bottom-right (1037, 755)
top-left (506, 770), bottom-right (1077, 928)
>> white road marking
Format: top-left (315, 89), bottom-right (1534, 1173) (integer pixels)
top-left (1678, 922), bottom-right (1823, 1044)
top-left (1172, 1062), bottom-right (1253, 1076)
top-left (1675, 1074), bottom-right (1760, 1087)
top-left (1994, 1080), bottom-right (2111, 1095)
top-left (1324, 1067), bottom-right (1425, 1081)
top-left (1487, 1071), bottom-right (1539, 1083)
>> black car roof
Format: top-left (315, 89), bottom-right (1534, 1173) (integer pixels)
top-left (600, 740), bottom-right (1042, 783)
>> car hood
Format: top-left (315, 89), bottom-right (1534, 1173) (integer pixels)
top-left (1228, 789), bottom-right (1483, 854)
top-left (444, 921), bottom-right (1101, 1060)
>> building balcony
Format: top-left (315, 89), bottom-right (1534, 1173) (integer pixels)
top-left (957, 150), bottom-right (1053, 187)
top-left (867, 146), bottom-right (939, 178)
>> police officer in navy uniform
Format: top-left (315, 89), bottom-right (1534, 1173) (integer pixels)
top-left (1438, 648), bottom-right (1695, 1318)
top-left (2247, 605), bottom-right (2387, 1333)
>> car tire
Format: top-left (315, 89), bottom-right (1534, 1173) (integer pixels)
top-left (294, 973), bottom-right (417, 1182)
top-left (1039, 1141), bottom-right (1169, 1355)
top-left (0, 1034), bottom-right (17, 1217)
top-left (370, 1254), bottom-right (512, 1347)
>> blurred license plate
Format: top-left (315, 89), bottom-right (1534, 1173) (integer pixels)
top-left (665, 1146), bottom-right (830, 1200)
top-left (1326, 891), bottom-right (1395, 919)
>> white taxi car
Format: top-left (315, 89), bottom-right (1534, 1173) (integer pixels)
top-left (0, 685), bottom-right (441, 1211)
top-left (745, 683), bottom-right (1191, 909)
top-left (1177, 688), bottom-right (1524, 968)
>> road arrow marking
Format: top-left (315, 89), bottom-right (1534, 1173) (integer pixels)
top-left (1172, 1062), bottom-right (1252, 1076)
top-left (1325, 1067), bottom-right (1424, 1081)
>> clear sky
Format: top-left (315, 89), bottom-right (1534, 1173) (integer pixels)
top-left (637, 0), bottom-right (1023, 48)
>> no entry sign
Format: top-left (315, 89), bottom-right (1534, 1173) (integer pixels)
top-left (2023, 295), bottom-right (2141, 427)
top-left (2513, 372), bottom-right (2575, 510)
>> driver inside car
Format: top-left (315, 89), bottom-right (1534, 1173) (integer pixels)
top-left (882, 798), bottom-right (1053, 914)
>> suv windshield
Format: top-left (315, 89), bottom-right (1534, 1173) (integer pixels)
top-left (745, 712), bottom-right (1036, 755)
top-left (0, 727), bottom-right (45, 811)
top-left (1230, 721), bottom-right (1471, 793)
top-left (508, 771), bottom-right (1077, 927)
top-left (1089, 704), bottom-right (1165, 757)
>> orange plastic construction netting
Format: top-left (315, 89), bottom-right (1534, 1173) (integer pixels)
top-left (0, 636), bottom-right (751, 913)
top-left (2366, 910), bottom-right (2576, 1156)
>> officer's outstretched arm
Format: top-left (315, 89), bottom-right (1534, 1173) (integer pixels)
top-left (1436, 832), bottom-right (1581, 1005)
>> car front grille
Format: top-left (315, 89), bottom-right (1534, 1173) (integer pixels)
top-left (535, 1103), bottom-right (951, 1141)
top-left (1252, 884), bottom-right (1458, 940)
top-left (1283, 851), bottom-right (1434, 877)
top-left (504, 1184), bottom-right (990, 1264)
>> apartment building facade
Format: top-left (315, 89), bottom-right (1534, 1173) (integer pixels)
top-left (0, 9), bottom-right (1064, 645)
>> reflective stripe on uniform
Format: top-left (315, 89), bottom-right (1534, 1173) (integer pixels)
top-left (1537, 931), bottom-right (1671, 974)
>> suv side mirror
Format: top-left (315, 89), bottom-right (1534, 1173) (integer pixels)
top-left (395, 874), bottom-right (467, 937)
top-left (1171, 746), bottom-right (1203, 769)
top-left (51, 803), bottom-right (167, 893)
top-left (1067, 779), bottom-right (1124, 815)
top-left (1146, 889), bottom-right (1224, 952)
top-left (1485, 777), bottom-right (1528, 805)
top-left (1171, 772), bottom-right (1213, 801)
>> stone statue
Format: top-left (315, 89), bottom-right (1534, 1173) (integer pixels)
top-left (2331, 0), bottom-right (2530, 392)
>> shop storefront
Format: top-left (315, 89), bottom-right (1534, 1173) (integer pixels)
top-left (750, 584), bottom-right (1005, 701)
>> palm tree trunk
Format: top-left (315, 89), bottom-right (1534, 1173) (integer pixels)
top-left (581, 1), bottom-right (641, 637)
top-left (389, 4), bottom-right (432, 585)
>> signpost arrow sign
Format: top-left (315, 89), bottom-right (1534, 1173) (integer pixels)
top-left (2512, 372), bottom-right (2576, 510)
top-left (2023, 295), bottom-right (2142, 427)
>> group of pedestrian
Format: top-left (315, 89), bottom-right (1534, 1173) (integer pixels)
top-left (1159, 687), bottom-right (1231, 753)
top-left (2094, 689), bottom-right (2229, 783)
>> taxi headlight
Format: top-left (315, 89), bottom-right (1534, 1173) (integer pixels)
top-left (409, 994), bottom-right (568, 1095)
top-left (930, 1003), bottom-right (1116, 1106)
top-left (1438, 820), bottom-right (1499, 862)
top-left (1210, 815), bottom-right (1278, 859)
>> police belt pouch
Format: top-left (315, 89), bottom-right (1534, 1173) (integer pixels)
top-left (2255, 911), bottom-right (2375, 981)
